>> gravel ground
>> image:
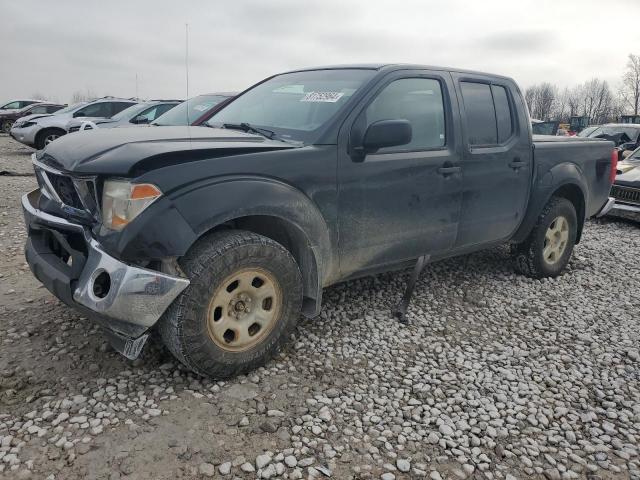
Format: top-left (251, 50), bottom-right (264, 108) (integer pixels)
top-left (0, 133), bottom-right (639, 480)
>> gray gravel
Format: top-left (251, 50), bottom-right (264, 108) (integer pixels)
top-left (0, 134), bottom-right (639, 479)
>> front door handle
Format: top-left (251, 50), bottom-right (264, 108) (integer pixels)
top-left (437, 166), bottom-right (462, 176)
top-left (509, 158), bottom-right (526, 170)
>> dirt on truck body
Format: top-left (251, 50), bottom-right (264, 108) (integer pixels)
top-left (21, 64), bottom-right (616, 378)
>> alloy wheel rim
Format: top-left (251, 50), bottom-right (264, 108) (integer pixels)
top-left (206, 267), bottom-right (282, 352)
top-left (44, 134), bottom-right (59, 145)
top-left (543, 215), bottom-right (569, 265)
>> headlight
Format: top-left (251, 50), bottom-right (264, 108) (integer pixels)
top-left (18, 121), bottom-right (36, 128)
top-left (102, 180), bottom-right (162, 231)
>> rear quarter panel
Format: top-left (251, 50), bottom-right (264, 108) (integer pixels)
top-left (513, 136), bottom-right (613, 242)
top-left (536, 137), bottom-right (613, 215)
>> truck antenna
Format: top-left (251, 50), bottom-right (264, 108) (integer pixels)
top-left (185, 23), bottom-right (190, 127)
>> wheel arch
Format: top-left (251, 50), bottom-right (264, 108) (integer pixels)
top-left (552, 183), bottom-right (586, 243)
top-left (202, 214), bottom-right (323, 318)
top-left (170, 177), bottom-right (335, 318)
top-left (513, 172), bottom-right (588, 244)
top-left (35, 126), bottom-right (67, 149)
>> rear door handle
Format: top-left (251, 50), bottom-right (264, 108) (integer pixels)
top-left (509, 158), bottom-right (526, 169)
top-left (437, 166), bottom-right (462, 176)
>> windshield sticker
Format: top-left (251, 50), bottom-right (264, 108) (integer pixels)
top-left (300, 92), bottom-right (345, 103)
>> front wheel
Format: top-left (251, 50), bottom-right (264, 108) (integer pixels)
top-left (513, 196), bottom-right (577, 279)
top-left (35, 128), bottom-right (65, 150)
top-left (158, 230), bottom-right (303, 378)
top-left (1, 119), bottom-right (13, 133)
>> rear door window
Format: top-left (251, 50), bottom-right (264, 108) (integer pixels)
top-left (460, 81), bottom-right (515, 146)
top-left (110, 102), bottom-right (135, 116)
top-left (75, 102), bottom-right (110, 118)
top-left (29, 106), bottom-right (49, 114)
top-left (492, 85), bottom-right (513, 143)
top-left (460, 82), bottom-right (497, 145)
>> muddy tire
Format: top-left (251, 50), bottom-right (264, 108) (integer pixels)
top-left (158, 230), bottom-right (303, 378)
top-left (513, 196), bottom-right (577, 279)
top-left (35, 128), bottom-right (65, 150)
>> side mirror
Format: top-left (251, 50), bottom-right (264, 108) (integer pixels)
top-left (73, 111), bottom-right (84, 118)
top-left (131, 115), bottom-right (149, 124)
top-left (361, 119), bottom-right (412, 155)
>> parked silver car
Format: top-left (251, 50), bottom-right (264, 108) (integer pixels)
top-left (10, 97), bottom-right (137, 149)
top-left (66, 100), bottom-right (181, 133)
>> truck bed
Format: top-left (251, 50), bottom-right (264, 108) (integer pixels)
top-left (532, 135), bottom-right (613, 218)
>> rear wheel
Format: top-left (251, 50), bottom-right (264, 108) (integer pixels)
top-left (513, 196), bottom-right (577, 278)
top-left (35, 128), bottom-right (65, 150)
top-left (158, 230), bottom-right (302, 378)
top-left (1, 119), bottom-right (13, 133)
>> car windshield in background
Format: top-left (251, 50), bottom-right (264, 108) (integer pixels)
top-left (153, 95), bottom-right (228, 126)
top-left (206, 69), bottom-right (376, 143)
top-left (588, 126), bottom-right (640, 141)
top-left (110, 103), bottom-right (151, 122)
top-left (577, 126), bottom-right (598, 137)
top-left (531, 122), bottom-right (558, 135)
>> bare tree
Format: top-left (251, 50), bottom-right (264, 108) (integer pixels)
top-left (620, 53), bottom-right (640, 115)
top-left (580, 79), bottom-right (619, 124)
top-left (30, 93), bottom-right (47, 101)
top-left (536, 83), bottom-right (557, 120)
top-left (70, 89), bottom-right (98, 103)
top-left (525, 83), bottom-right (558, 120)
top-left (525, 87), bottom-right (536, 116)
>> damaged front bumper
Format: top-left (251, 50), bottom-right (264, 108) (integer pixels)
top-left (608, 201), bottom-right (640, 221)
top-left (22, 188), bottom-right (189, 359)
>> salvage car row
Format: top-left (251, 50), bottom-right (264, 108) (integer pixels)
top-left (0, 92), bottom-right (235, 149)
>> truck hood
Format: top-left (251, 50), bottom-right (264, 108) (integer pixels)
top-left (38, 126), bottom-right (299, 176)
top-left (615, 160), bottom-right (640, 187)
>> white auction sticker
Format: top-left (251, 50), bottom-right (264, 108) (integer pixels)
top-left (300, 91), bottom-right (345, 103)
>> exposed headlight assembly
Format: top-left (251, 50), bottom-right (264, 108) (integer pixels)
top-left (102, 179), bottom-right (162, 231)
top-left (18, 121), bottom-right (36, 128)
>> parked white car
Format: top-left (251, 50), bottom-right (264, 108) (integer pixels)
top-left (66, 100), bottom-right (181, 133)
top-left (10, 97), bottom-right (136, 149)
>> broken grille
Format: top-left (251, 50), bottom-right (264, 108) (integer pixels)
top-left (611, 185), bottom-right (640, 205)
top-left (32, 156), bottom-right (100, 220)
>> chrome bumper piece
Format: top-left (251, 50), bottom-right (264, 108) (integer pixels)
top-left (596, 197), bottom-right (615, 218)
top-left (72, 238), bottom-right (190, 329)
top-left (611, 202), bottom-right (640, 214)
top-left (22, 188), bottom-right (189, 330)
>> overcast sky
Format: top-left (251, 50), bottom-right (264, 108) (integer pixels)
top-left (2, 0), bottom-right (639, 103)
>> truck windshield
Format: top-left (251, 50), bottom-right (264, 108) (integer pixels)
top-left (207, 69), bottom-right (376, 144)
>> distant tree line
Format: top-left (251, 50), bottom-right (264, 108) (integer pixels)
top-left (525, 53), bottom-right (640, 123)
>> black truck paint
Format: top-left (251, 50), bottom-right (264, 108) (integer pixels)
top-left (22, 64), bottom-right (616, 369)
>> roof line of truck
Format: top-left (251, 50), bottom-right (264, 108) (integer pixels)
top-left (283, 63), bottom-right (513, 80)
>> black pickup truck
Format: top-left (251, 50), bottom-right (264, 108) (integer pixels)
top-left (22, 64), bottom-right (616, 377)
